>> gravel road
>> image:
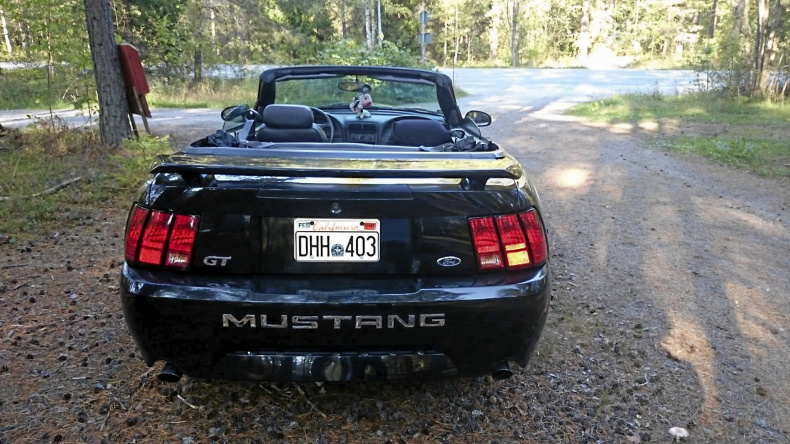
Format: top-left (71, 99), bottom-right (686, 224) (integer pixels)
top-left (1, 69), bottom-right (788, 443)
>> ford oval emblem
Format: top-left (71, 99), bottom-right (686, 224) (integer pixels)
top-left (437, 256), bottom-right (462, 267)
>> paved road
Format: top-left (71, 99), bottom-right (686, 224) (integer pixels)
top-left (443, 67), bottom-right (695, 117)
top-left (1, 68), bottom-right (697, 133)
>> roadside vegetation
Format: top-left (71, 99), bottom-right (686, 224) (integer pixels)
top-left (0, 124), bottom-right (170, 241)
top-left (569, 92), bottom-right (790, 178)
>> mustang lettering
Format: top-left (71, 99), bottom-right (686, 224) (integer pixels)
top-left (222, 314), bottom-right (446, 329)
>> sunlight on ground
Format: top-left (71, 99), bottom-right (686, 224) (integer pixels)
top-left (725, 282), bottom-right (788, 353)
top-left (708, 205), bottom-right (786, 237)
top-left (546, 166), bottom-right (591, 190)
top-left (724, 281), bottom-right (790, 426)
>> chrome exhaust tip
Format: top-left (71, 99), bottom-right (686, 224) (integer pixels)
top-left (491, 362), bottom-right (513, 380)
top-left (158, 362), bottom-right (183, 383)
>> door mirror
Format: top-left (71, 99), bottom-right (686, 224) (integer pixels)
top-left (464, 110), bottom-right (492, 127)
top-left (221, 104), bottom-right (249, 121)
top-left (220, 105), bottom-right (250, 132)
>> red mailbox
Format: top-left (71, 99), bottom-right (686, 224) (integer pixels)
top-left (118, 43), bottom-right (151, 126)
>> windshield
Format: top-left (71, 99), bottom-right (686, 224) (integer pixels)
top-left (275, 75), bottom-right (442, 115)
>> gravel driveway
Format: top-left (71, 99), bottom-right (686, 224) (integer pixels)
top-left (1, 73), bottom-right (789, 443)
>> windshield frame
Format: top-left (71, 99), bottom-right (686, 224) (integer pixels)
top-left (255, 66), bottom-right (463, 126)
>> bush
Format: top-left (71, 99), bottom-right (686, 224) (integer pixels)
top-left (312, 40), bottom-right (433, 69)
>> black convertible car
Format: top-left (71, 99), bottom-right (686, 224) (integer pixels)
top-left (120, 65), bottom-right (551, 382)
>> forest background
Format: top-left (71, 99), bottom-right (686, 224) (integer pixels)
top-left (0, 0), bottom-right (788, 113)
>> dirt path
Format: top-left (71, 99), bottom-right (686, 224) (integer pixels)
top-left (490, 108), bottom-right (790, 441)
top-left (1, 111), bottom-right (788, 443)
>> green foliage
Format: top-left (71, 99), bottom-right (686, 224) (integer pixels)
top-left (146, 77), bottom-right (259, 108)
top-left (314, 40), bottom-right (428, 68)
top-left (0, 67), bottom-right (96, 110)
top-left (0, 124), bottom-right (170, 238)
top-left (114, 0), bottom-right (192, 77)
top-left (663, 136), bottom-right (789, 177)
top-left (570, 91), bottom-right (790, 125)
top-left (569, 91), bottom-right (790, 177)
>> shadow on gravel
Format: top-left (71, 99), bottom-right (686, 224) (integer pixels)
top-left (488, 109), bottom-right (789, 443)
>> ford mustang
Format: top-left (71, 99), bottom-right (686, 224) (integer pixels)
top-left (120, 65), bottom-right (551, 382)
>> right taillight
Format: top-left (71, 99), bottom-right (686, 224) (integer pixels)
top-left (469, 209), bottom-right (548, 271)
top-left (124, 204), bottom-right (200, 270)
top-left (519, 209), bottom-right (548, 265)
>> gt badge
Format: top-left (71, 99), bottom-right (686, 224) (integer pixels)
top-left (204, 256), bottom-right (232, 267)
top-left (437, 256), bottom-right (461, 267)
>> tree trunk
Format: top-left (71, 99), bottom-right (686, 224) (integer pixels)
top-left (364, 0), bottom-right (373, 50)
top-left (340, 0), bottom-right (347, 39)
top-left (194, 44), bottom-right (203, 82)
top-left (210, 8), bottom-right (217, 55)
top-left (376, 0), bottom-right (382, 48)
top-left (84, 0), bottom-right (131, 145)
top-left (1, 7), bottom-right (12, 55)
top-left (453, 5), bottom-right (459, 67)
top-left (489, 2), bottom-right (499, 60)
top-left (754, 0), bottom-right (788, 95)
top-left (577, 0), bottom-right (590, 64)
top-left (735, 0), bottom-right (751, 36)
top-left (510, 0), bottom-right (520, 67)
top-left (443, 20), bottom-right (448, 64)
top-left (754, 0), bottom-right (769, 92)
top-left (707, 0), bottom-right (718, 38)
top-left (20, 21), bottom-right (30, 59)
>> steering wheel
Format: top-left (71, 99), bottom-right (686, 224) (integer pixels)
top-left (311, 107), bottom-right (335, 142)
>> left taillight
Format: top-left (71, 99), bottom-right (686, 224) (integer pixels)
top-left (124, 204), bottom-right (200, 270)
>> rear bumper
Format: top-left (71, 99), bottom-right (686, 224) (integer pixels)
top-left (120, 264), bottom-right (551, 381)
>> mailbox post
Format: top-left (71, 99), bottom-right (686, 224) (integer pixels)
top-left (418, 10), bottom-right (431, 63)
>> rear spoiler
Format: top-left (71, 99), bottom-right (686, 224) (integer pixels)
top-left (150, 152), bottom-right (523, 182)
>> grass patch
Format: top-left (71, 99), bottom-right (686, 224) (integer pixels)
top-left (147, 77), bottom-right (259, 109)
top-left (569, 91), bottom-right (790, 177)
top-left (0, 122), bottom-right (171, 240)
top-left (0, 67), bottom-right (95, 110)
top-left (569, 91), bottom-right (790, 125)
top-left (657, 136), bottom-right (790, 177)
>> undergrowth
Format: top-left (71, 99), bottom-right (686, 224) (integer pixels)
top-left (569, 91), bottom-right (790, 177)
top-left (0, 120), bottom-right (171, 241)
top-left (146, 77), bottom-right (259, 109)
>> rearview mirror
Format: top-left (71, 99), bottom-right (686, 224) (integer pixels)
top-left (338, 81), bottom-right (371, 93)
top-left (465, 110), bottom-right (492, 127)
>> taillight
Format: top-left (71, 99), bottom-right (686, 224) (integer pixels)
top-left (124, 206), bottom-right (149, 263)
top-left (495, 214), bottom-right (530, 268)
top-left (124, 205), bottom-right (200, 270)
top-left (138, 211), bottom-right (172, 266)
top-left (469, 217), bottom-right (504, 270)
top-left (520, 210), bottom-right (548, 265)
top-left (469, 209), bottom-right (548, 272)
top-left (165, 214), bottom-right (199, 269)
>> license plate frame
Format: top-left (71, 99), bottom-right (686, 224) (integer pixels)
top-left (293, 218), bottom-right (380, 262)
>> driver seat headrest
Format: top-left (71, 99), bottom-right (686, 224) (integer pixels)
top-left (256, 104), bottom-right (328, 142)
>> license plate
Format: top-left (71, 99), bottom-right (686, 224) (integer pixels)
top-left (294, 219), bottom-right (380, 262)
